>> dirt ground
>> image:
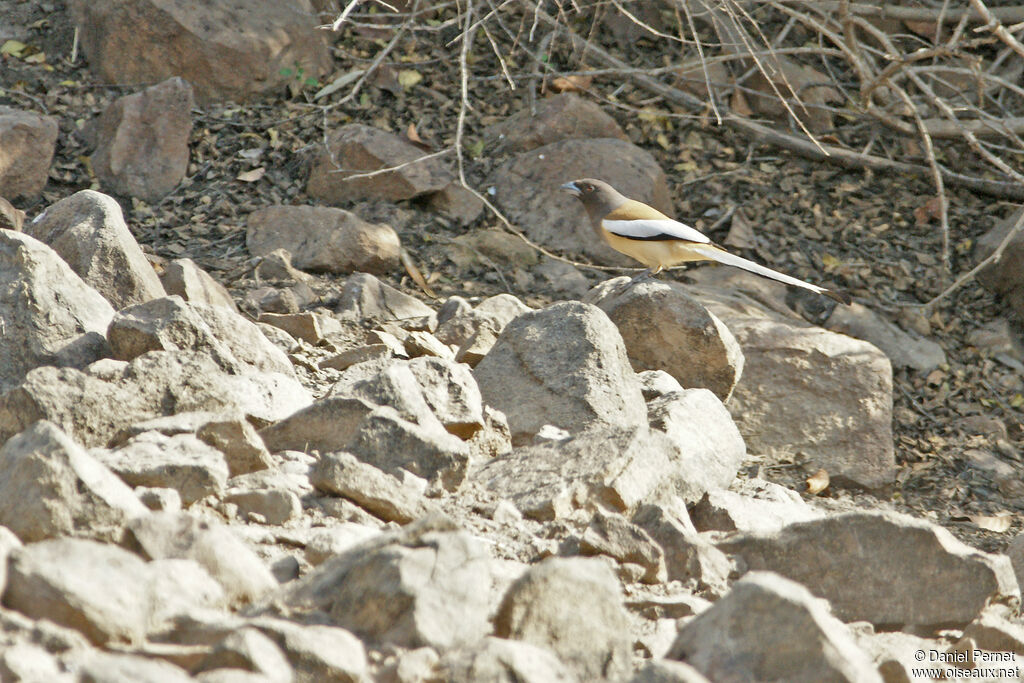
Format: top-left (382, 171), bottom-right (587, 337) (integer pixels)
top-left (3, 0), bottom-right (1023, 552)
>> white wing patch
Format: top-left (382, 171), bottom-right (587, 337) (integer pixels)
top-left (603, 218), bottom-right (710, 243)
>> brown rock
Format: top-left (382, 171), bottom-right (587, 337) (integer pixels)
top-left (246, 205), bottom-right (401, 274)
top-left (161, 258), bottom-right (238, 312)
top-left (579, 509), bottom-right (666, 584)
top-left (0, 196), bottom-right (25, 230)
top-left (426, 182), bottom-right (485, 225)
top-left (0, 106), bottom-right (58, 199)
top-left (585, 278), bottom-right (744, 401)
top-left (335, 272), bottom-right (435, 322)
top-left (91, 77), bottom-right (193, 201)
top-left (258, 311), bottom-right (344, 345)
top-left (977, 205), bottom-right (1024, 321)
top-left (310, 451), bottom-right (435, 523)
top-left (486, 137), bottom-right (671, 264)
top-left (70, 0), bottom-right (331, 104)
top-left (484, 93), bottom-right (627, 153)
top-left (307, 124), bottom-right (453, 203)
top-left (745, 57), bottom-right (842, 133)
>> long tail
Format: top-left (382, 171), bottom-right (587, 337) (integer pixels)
top-left (690, 244), bottom-right (851, 305)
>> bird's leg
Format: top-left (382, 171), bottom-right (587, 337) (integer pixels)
top-left (615, 266), bottom-right (662, 294)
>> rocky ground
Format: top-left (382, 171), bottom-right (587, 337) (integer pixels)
top-left (2, 0), bottom-right (1024, 681)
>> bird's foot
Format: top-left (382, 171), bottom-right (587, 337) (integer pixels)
top-left (614, 268), bottom-right (655, 295)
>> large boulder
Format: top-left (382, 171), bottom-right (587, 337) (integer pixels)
top-left (0, 231), bottom-right (114, 391)
top-left (473, 301), bottom-right (646, 444)
top-left (0, 106), bottom-right (58, 199)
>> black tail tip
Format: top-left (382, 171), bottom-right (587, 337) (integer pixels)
top-left (824, 289), bottom-right (852, 305)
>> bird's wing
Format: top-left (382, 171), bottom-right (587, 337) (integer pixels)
top-left (602, 217), bottom-right (711, 243)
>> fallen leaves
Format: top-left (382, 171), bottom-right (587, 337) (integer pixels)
top-left (806, 469), bottom-right (830, 495)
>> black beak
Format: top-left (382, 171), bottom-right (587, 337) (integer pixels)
top-left (560, 181), bottom-right (581, 197)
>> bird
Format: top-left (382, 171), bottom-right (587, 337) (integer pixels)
top-left (561, 178), bottom-right (851, 304)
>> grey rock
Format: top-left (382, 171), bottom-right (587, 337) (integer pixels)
top-left (435, 293), bottom-right (531, 348)
top-left (77, 651), bottom-right (195, 683)
top-left (247, 205), bottom-right (400, 275)
top-left (0, 230), bottom-right (115, 391)
top-left (194, 627), bottom-right (293, 682)
top-left (647, 389), bottom-right (746, 502)
top-left (637, 370), bottom-right (685, 401)
top-left (440, 636), bottom-right (577, 683)
top-left (0, 421), bottom-right (147, 543)
top-left (95, 431), bottom-right (229, 505)
top-left (473, 425), bottom-right (678, 520)
top-left (311, 451), bottom-right (435, 523)
top-left (336, 272), bottom-right (435, 323)
top-left (136, 486), bottom-right (182, 512)
top-left (633, 503), bottom-right (732, 597)
top-left (406, 357), bottom-right (485, 438)
top-left (977, 205), bottom-right (1024, 321)
top-left (257, 311), bottom-right (344, 345)
top-left (690, 479), bottom-right (822, 534)
top-left (484, 93), bottom-right (627, 153)
top-left (724, 315), bottom-right (895, 491)
top-left (586, 278), bottom-right (745, 401)
top-left (631, 660), bottom-right (711, 683)
top-left (26, 189), bottom-right (166, 308)
top-left (251, 617), bottom-right (368, 683)
top-left (717, 511), bottom-right (1020, 632)
top-left (91, 77), bottom-right (193, 201)
top-left (474, 301), bottom-right (646, 444)
top-left (825, 302), bottom-right (946, 372)
top-left (225, 488), bottom-right (302, 525)
top-left (3, 537), bottom-right (225, 645)
top-left (124, 511), bottom-right (278, 605)
top-left (494, 557), bottom-right (632, 681)
top-left (273, 519), bottom-right (493, 650)
top-left (303, 524), bottom-right (381, 566)
top-left (667, 572), bottom-right (881, 682)
top-left (197, 416), bottom-right (274, 477)
top-left (161, 258), bottom-right (238, 312)
top-left (579, 509), bottom-right (667, 585)
top-left (0, 641), bottom-right (68, 682)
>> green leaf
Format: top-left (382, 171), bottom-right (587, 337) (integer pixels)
top-left (279, 67), bottom-right (294, 77)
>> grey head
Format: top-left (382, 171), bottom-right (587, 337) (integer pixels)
top-left (560, 178), bottom-right (628, 226)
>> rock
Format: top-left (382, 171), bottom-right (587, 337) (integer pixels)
top-left (486, 137), bottom-right (671, 264)
top-left (474, 301), bottom-right (646, 443)
top-left (70, 0), bottom-right (331, 104)
top-left (136, 486), bottom-right (182, 512)
top-left (0, 421), bottom-right (148, 543)
top-left (403, 330), bottom-right (453, 360)
top-left (825, 302), bottom-right (946, 372)
top-left (311, 451), bottom-right (435, 523)
top-left (579, 509), bottom-right (666, 584)
top-left (449, 228), bottom-right (541, 270)
top-left (962, 610), bottom-right (1024, 655)
top-left (0, 106), bottom-right (58, 198)
top-left (435, 293), bottom-right (531, 348)
top-left (439, 637), bottom-right (576, 683)
top-left (466, 405), bottom-right (513, 460)
top-left (850, 628), bottom-right (946, 683)
top-left (108, 296), bottom-right (295, 376)
top-left (532, 259), bottom-right (592, 300)
top-left (307, 124), bottom-right (453, 203)
top-left (494, 557), bottom-right (632, 681)
top-left (161, 258), bottom-right (238, 312)
top-left (585, 278), bottom-right (745, 401)
top-left (225, 488), bottom-right (302, 525)
top-left (0, 349), bottom-right (312, 448)
top-left (253, 248), bottom-right (312, 282)
top-left (273, 519), bottom-right (493, 650)
top-left (1006, 532), bottom-right (1024, 590)
top-left (637, 370), bottom-right (684, 401)
top-left (246, 205), bottom-right (401, 275)
top-left (303, 523), bottom-right (381, 566)
top-left (0, 195), bottom-right (26, 230)
top-left (484, 93), bottom-right (628, 153)
top-left (196, 416), bottom-right (274, 477)
top-left (690, 479), bottom-right (822, 534)
top-left (717, 511), bottom-right (1019, 632)
top-left (3, 537), bottom-right (224, 645)
top-left (667, 572), bottom-right (881, 682)
top-left (474, 425), bottom-right (681, 520)
top-left (259, 396), bottom-right (378, 454)
top-left (95, 432), bottom-right (229, 505)
top-left (378, 647), bottom-right (440, 683)
top-left (631, 660), bottom-right (711, 683)
top-left (91, 77), bottom-right (193, 201)
top-left (426, 182), bottom-right (485, 225)
top-left (251, 617), bottom-right (368, 683)
top-left (647, 389), bottom-right (746, 502)
top-left (633, 503), bottom-right (732, 596)
top-left (0, 231), bottom-right (114, 390)
top-left (336, 272), bottom-right (435, 322)
top-left (257, 311), bottom-right (344, 345)
top-left (0, 641), bottom-right (67, 682)
top-left (404, 357), bottom-right (484, 438)
top-left (194, 627), bottom-right (293, 681)
top-left (76, 651), bottom-right (195, 683)
top-left (124, 511), bottom-right (278, 605)
top-left (745, 57), bottom-right (842, 133)
top-left (723, 315), bottom-right (895, 491)
top-left (26, 190), bottom-right (166, 309)
top-left (977, 205), bottom-right (1024, 321)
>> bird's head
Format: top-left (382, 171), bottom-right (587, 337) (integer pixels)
top-left (560, 178), bottom-right (611, 199)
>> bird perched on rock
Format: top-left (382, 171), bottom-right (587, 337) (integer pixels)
top-left (562, 178), bottom-right (851, 304)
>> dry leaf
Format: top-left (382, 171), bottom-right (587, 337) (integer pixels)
top-left (397, 69), bottom-right (422, 89)
top-left (400, 248), bottom-right (436, 299)
top-left (548, 74), bottom-right (592, 93)
top-left (806, 468), bottom-right (830, 495)
top-left (953, 513), bottom-right (1013, 533)
top-left (236, 168), bottom-right (266, 183)
top-left (731, 89), bottom-right (753, 117)
top-left (405, 123), bottom-right (431, 150)
top-left (914, 196), bottom-right (944, 227)
top-left (724, 208), bottom-right (758, 250)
